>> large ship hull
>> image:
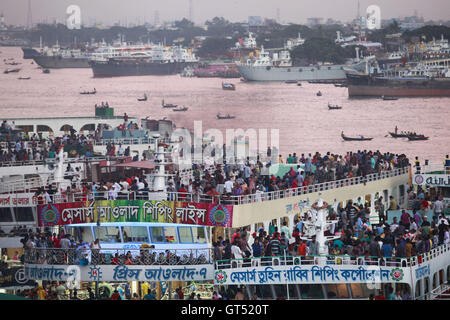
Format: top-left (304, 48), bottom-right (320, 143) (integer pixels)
top-left (89, 60), bottom-right (187, 77)
top-left (236, 64), bottom-right (348, 81)
top-left (346, 72), bottom-right (450, 97)
top-left (32, 55), bottom-right (90, 68)
top-left (21, 47), bottom-right (40, 59)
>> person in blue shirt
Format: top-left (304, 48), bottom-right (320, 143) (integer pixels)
top-left (381, 239), bottom-right (392, 258)
top-left (251, 237), bottom-right (263, 258)
top-left (333, 237), bottom-right (344, 250)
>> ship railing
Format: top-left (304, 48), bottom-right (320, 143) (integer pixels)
top-left (215, 253), bottom-right (412, 269)
top-left (24, 247), bottom-right (214, 266)
top-left (418, 164), bottom-right (450, 174)
top-left (228, 167), bottom-right (409, 205)
top-left (0, 155), bottom-right (124, 168)
top-left (416, 284), bottom-right (450, 300)
top-left (37, 167), bottom-right (409, 205)
top-left (0, 177), bottom-right (44, 194)
top-left (93, 137), bottom-right (172, 146)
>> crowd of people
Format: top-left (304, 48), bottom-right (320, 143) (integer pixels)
top-left (31, 149), bottom-right (412, 206)
top-left (0, 123), bottom-right (98, 162)
top-left (211, 187), bottom-right (448, 272)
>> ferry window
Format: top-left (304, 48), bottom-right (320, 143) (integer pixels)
top-left (350, 283), bottom-right (376, 298)
top-left (192, 227), bottom-right (206, 244)
top-left (80, 227), bottom-right (94, 243)
top-left (13, 207), bottom-right (34, 222)
top-left (299, 284), bottom-right (323, 299)
top-left (151, 227), bottom-right (164, 242)
top-left (151, 226), bottom-right (177, 243)
top-left (325, 284), bottom-right (349, 298)
top-left (178, 227), bottom-right (193, 243)
top-left (0, 207), bottom-right (13, 222)
top-left (122, 226), bottom-right (149, 243)
top-left (95, 226), bottom-right (121, 243)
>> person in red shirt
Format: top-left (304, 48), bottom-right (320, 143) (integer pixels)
top-left (178, 184), bottom-right (187, 201)
top-left (53, 235), bottom-right (61, 248)
top-left (292, 178), bottom-right (298, 189)
top-left (111, 253), bottom-right (119, 265)
top-left (375, 293), bottom-right (386, 300)
top-left (111, 290), bottom-right (121, 300)
top-left (297, 238), bottom-right (307, 256)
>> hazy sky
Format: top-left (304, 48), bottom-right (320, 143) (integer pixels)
top-left (2, 0), bottom-right (450, 26)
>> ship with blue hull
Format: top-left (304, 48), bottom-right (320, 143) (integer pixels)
top-left (21, 47), bottom-right (40, 59)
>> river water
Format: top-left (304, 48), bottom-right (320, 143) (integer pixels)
top-left (1, 46), bottom-right (449, 164)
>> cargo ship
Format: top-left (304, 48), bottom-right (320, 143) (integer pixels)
top-left (32, 45), bottom-right (90, 69)
top-left (89, 57), bottom-right (187, 77)
top-left (346, 59), bottom-right (450, 97)
top-left (236, 46), bottom-right (366, 82)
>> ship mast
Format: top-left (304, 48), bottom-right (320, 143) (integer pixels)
top-left (302, 197), bottom-right (340, 265)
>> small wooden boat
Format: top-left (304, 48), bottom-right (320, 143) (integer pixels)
top-left (173, 106), bottom-right (188, 112)
top-left (42, 69), bottom-right (50, 74)
top-left (285, 80), bottom-right (297, 84)
top-left (217, 113), bottom-right (236, 120)
top-left (407, 135), bottom-right (429, 141)
top-left (137, 94), bottom-right (148, 101)
top-left (80, 88), bottom-right (97, 95)
top-left (382, 95), bottom-right (398, 101)
top-left (4, 68), bottom-right (21, 74)
top-left (389, 132), bottom-right (409, 138)
top-left (162, 99), bottom-right (177, 108)
top-left (316, 91), bottom-right (322, 96)
top-left (18, 76), bottom-right (31, 80)
top-left (222, 82), bottom-right (236, 90)
top-left (341, 131), bottom-right (373, 141)
top-left (328, 103), bottom-right (342, 110)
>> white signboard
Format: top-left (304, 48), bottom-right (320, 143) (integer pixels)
top-left (413, 174), bottom-right (450, 187)
top-left (25, 264), bottom-right (214, 282)
top-left (0, 193), bottom-right (37, 207)
top-left (214, 265), bottom-right (410, 285)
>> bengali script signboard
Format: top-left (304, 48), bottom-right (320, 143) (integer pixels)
top-left (38, 200), bottom-right (233, 227)
top-left (25, 264), bottom-right (214, 283)
top-left (0, 193), bottom-right (37, 207)
top-left (213, 265), bottom-right (410, 285)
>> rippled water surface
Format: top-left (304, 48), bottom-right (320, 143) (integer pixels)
top-left (1, 46), bottom-right (449, 163)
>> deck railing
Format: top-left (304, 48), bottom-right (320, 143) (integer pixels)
top-left (24, 247), bottom-right (214, 266)
top-left (28, 167), bottom-right (410, 205)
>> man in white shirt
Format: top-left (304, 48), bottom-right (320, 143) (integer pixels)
top-left (224, 178), bottom-right (234, 195)
top-left (119, 179), bottom-right (128, 191)
top-left (390, 217), bottom-right (399, 233)
top-left (118, 144), bottom-right (124, 156)
top-left (433, 196), bottom-right (444, 217)
top-left (60, 235), bottom-right (72, 249)
top-left (231, 240), bottom-right (244, 267)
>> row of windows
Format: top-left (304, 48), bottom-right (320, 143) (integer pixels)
top-left (66, 226), bottom-right (207, 245)
top-left (0, 207), bottom-right (34, 223)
